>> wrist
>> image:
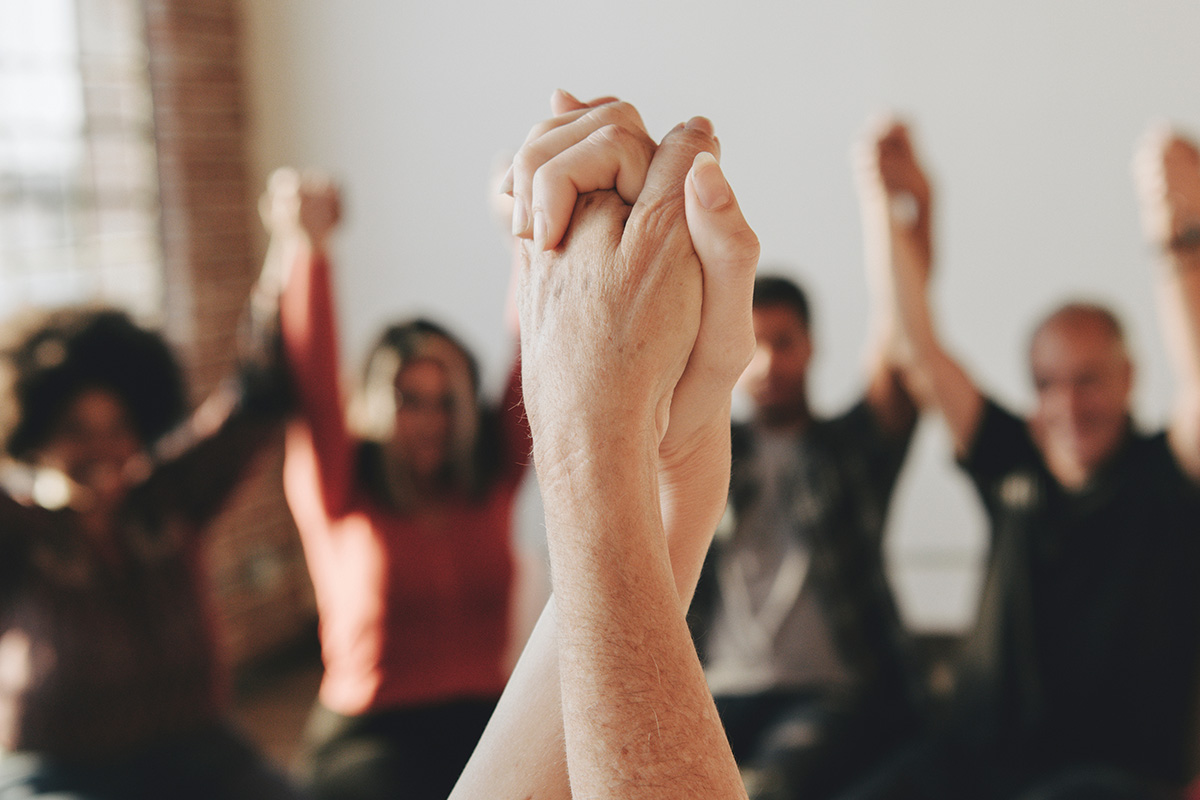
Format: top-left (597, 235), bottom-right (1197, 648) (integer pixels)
top-left (658, 414), bottom-right (731, 523)
top-left (533, 423), bottom-right (659, 504)
top-left (535, 430), bottom-right (667, 598)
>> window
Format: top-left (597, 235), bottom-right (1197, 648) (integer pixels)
top-left (0, 0), bottom-right (162, 322)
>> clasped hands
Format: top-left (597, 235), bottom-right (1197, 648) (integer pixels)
top-left (505, 91), bottom-right (759, 537)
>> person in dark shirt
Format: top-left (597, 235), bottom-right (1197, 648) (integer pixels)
top-left (687, 272), bottom-right (923, 800)
top-left (856, 120), bottom-right (1200, 798)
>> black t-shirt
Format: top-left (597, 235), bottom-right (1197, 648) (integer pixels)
top-left (959, 399), bottom-right (1200, 784)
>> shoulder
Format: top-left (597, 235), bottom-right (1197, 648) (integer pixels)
top-left (1122, 428), bottom-right (1200, 496)
top-left (959, 396), bottom-right (1038, 473)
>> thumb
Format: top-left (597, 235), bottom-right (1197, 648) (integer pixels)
top-left (684, 151), bottom-right (760, 387)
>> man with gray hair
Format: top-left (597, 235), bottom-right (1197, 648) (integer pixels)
top-left (861, 120), bottom-right (1200, 798)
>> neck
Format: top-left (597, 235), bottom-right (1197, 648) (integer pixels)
top-left (1034, 418), bottom-right (1131, 491)
top-left (76, 504), bottom-right (124, 565)
top-left (1044, 450), bottom-right (1092, 490)
top-left (1041, 439), bottom-right (1123, 492)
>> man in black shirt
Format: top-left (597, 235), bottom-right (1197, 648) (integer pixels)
top-left (857, 122), bottom-right (1200, 798)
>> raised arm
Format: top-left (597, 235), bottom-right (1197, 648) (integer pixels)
top-left (857, 120), bottom-right (984, 458)
top-left (856, 126), bottom-right (922, 438)
top-left (264, 171), bottom-right (358, 518)
top-left (138, 183), bottom-right (307, 525)
top-left (1133, 127), bottom-right (1200, 482)
top-left (453, 93), bottom-right (757, 800)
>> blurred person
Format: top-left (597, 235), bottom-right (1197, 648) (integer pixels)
top-left (685, 265), bottom-right (923, 798)
top-left (853, 120), bottom-right (1200, 799)
top-left (0, 276), bottom-right (301, 795)
top-left (264, 171), bottom-right (529, 800)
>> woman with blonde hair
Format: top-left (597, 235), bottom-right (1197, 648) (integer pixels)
top-left (267, 172), bottom-right (528, 800)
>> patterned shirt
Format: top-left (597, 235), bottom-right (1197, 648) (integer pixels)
top-left (690, 400), bottom-right (921, 716)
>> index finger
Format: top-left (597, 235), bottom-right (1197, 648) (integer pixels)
top-left (625, 117), bottom-right (719, 244)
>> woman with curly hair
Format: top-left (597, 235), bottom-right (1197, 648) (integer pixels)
top-left (0, 276), bottom-right (302, 795)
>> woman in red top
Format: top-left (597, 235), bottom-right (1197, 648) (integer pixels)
top-left (269, 173), bottom-right (529, 800)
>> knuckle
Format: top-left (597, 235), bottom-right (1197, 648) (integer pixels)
top-left (511, 146), bottom-right (537, 174)
top-left (630, 197), bottom-right (686, 243)
top-left (511, 147), bottom-right (542, 189)
top-left (587, 123), bottom-right (627, 148)
top-left (587, 101), bottom-right (643, 135)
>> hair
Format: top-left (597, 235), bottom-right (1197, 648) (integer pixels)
top-left (0, 307), bottom-right (187, 462)
top-left (753, 274), bottom-right (811, 329)
top-left (351, 318), bottom-right (494, 509)
top-left (1028, 301), bottom-right (1129, 363)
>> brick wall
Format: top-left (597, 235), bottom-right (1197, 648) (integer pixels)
top-left (143, 0), bottom-right (315, 667)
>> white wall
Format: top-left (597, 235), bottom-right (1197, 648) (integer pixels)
top-left (241, 0), bottom-right (1200, 631)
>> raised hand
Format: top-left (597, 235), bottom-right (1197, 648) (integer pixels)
top-left (1134, 126), bottom-right (1200, 253)
top-left (259, 167), bottom-right (342, 248)
top-left (255, 168), bottom-right (342, 307)
top-left (1134, 125), bottom-right (1200, 482)
top-left (856, 118), bottom-right (933, 277)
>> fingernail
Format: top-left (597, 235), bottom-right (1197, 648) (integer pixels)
top-left (499, 164), bottom-right (514, 195)
top-left (512, 200), bottom-right (529, 236)
top-left (556, 88), bottom-right (582, 105)
top-left (685, 116), bottom-right (715, 136)
top-left (692, 152), bottom-right (731, 210)
top-left (533, 210), bottom-right (548, 250)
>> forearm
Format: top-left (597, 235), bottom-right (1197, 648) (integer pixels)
top-left (1159, 245), bottom-right (1200, 477)
top-left (888, 230), bottom-right (982, 456)
top-left (279, 242), bottom-right (357, 510)
top-left (451, 605), bottom-right (570, 800)
top-left (1160, 247), bottom-right (1200, 389)
top-left (864, 354), bottom-right (920, 438)
top-left (658, 412), bottom-right (733, 606)
top-left (863, 218), bottom-right (922, 431)
top-left (452, 417), bottom-right (734, 800)
top-left (539, 429), bottom-right (744, 800)
top-left (147, 379), bottom-right (283, 525)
